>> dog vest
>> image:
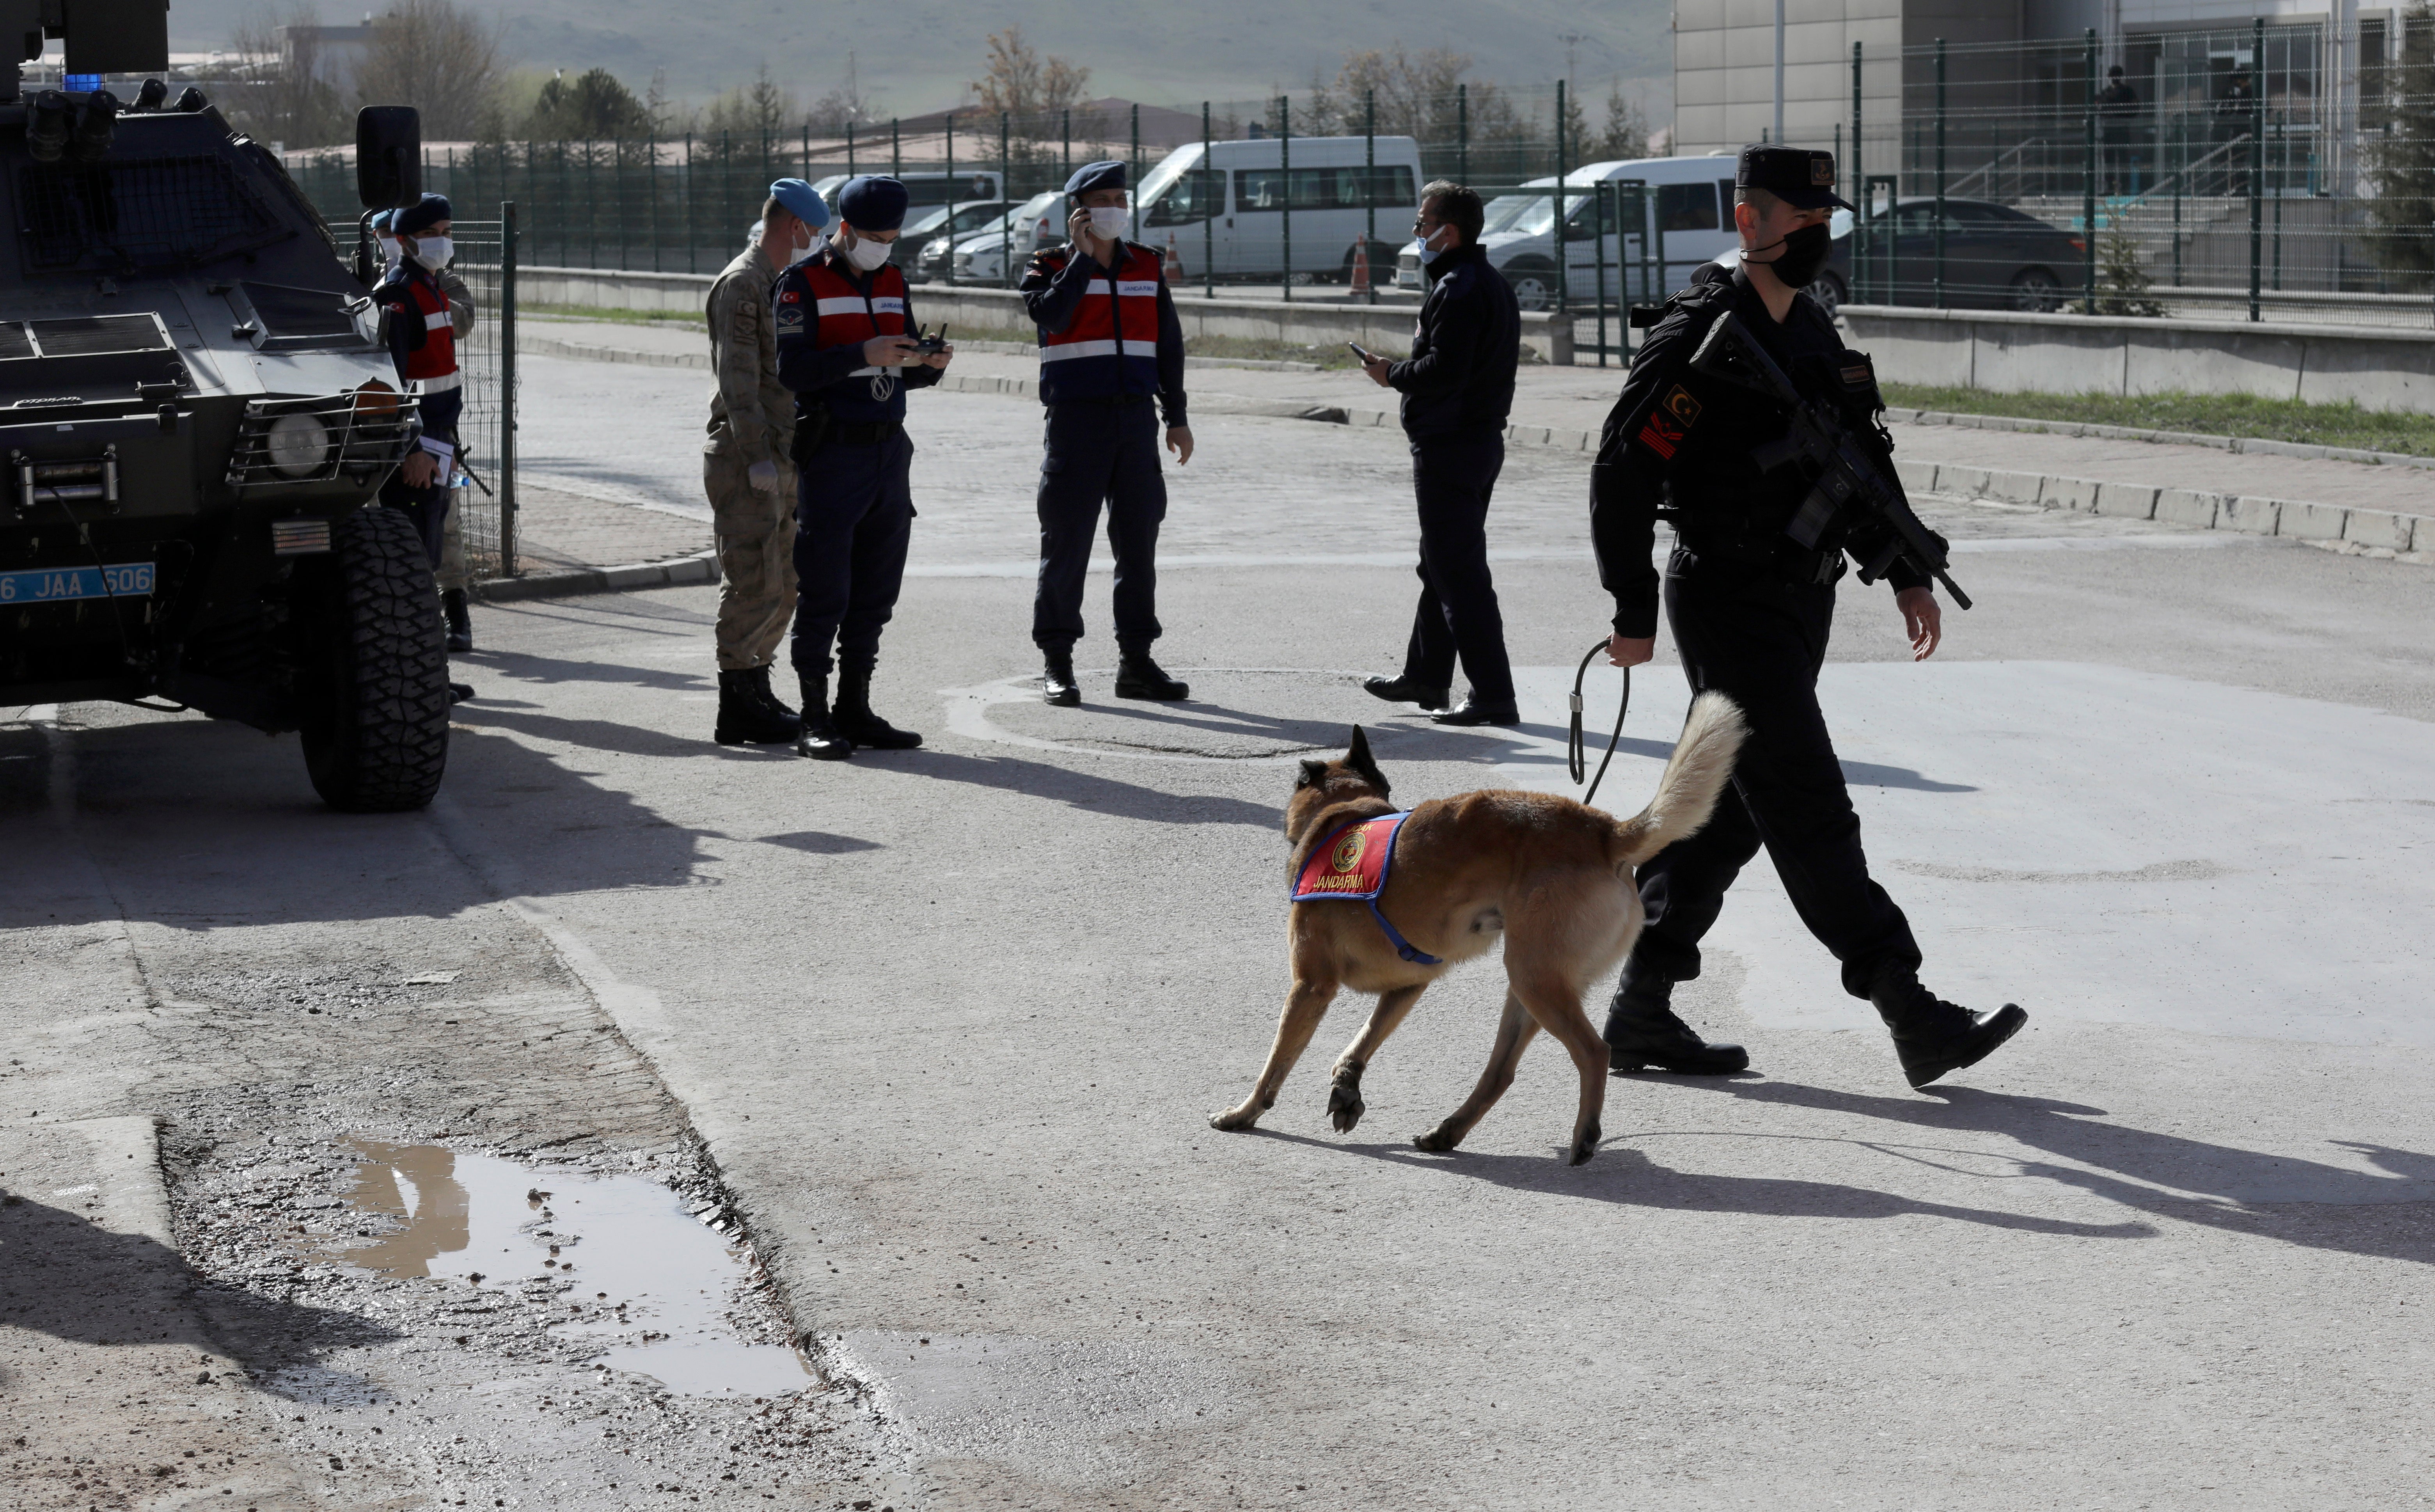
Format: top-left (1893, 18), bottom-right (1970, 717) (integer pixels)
top-left (1033, 241), bottom-right (1163, 404)
top-left (1288, 811), bottom-right (1443, 965)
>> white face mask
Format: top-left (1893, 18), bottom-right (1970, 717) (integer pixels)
top-left (791, 225), bottom-right (821, 263)
top-left (376, 235), bottom-right (401, 268)
top-left (409, 234), bottom-right (453, 270)
top-left (1088, 206), bottom-right (1132, 240)
top-left (1420, 224), bottom-right (1453, 257)
top-left (839, 230), bottom-right (893, 272)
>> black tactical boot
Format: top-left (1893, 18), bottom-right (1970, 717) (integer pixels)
top-left (1115, 647), bottom-right (1188, 701)
top-left (793, 673), bottom-right (853, 761)
top-left (1871, 968), bottom-right (2028, 1089)
top-left (750, 664), bottom-right (798, 724)
top-left (831, 666), bottom-right (923, 749)
top-left (1602, 971), bottom-right (1749, 1075)
top-left (1042, 649), bottom-right (1082, 707)
top-left (1430, 692), bottom-right (1521, 726)
top-left (715, 669), bottom-right (799, 746)
top-left (1362, 673), bottom-right (1450, 711)
top-left (442, 589), bottom-right (473, 652)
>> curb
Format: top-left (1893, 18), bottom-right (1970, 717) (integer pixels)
top-left (1891, 457), bottom-right (2435, 555)
top-left (520, 334), bottom-right (710, 369)
top-left (476, 550), bottom-right (718, 603)
top-left (1883, 407), bottom-right (2435, 470)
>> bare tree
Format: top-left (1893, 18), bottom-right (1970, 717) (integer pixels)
top-left (224, 2), bottom-right (349, 148)
top-left (704, 65), bottom-right (795, 144)
top-left (1593, 77), bottom-right (1652, 161)
top-left (971, 25), bottom-right (1092, 145)
top-left (807, 50), bottom-right (884, 135)
top-left (352, 0), bottom-right (507, 141)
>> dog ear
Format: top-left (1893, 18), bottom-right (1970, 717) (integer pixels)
top-left (1345, 725), bottom-right (1391, 799)
top-left (1296, 758), bottom-right (1329, 789)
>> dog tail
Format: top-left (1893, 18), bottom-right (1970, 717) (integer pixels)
top-left (1605, 692), bottom-right (1748, 873)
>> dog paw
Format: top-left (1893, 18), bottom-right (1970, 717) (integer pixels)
top-left (1411, 1119), bottom-right (1462, 1154)
top-left (1326, 1081), bottom-right (1365, 1134)
top-left (1208, 1106), bottom-right (1260, 1132)
top-left (1568, 1119), bottom-right (1603, 1166)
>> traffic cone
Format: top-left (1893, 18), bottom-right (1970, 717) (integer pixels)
top-left (1166, 230), bottom-right (1183, 279)
top-left (1350, 232), bottom-right (1371, 295)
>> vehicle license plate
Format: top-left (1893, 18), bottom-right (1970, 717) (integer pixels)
top-left (0, 562), bottom-right (155, 603)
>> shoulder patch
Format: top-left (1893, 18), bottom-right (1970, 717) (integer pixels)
top-left (775, 305), bottom-right (805, 334)
top-left (1661, 384), bottom-right (1702, 426)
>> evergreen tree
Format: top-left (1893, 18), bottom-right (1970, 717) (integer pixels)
top-left (2366, 6), bottom-right (2435, 285)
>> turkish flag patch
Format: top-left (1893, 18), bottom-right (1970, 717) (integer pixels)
top-left (779, 289), bottom-right (801, 303)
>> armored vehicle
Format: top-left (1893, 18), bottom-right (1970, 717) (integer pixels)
top-left (0, 0), bottom-right (448, 810)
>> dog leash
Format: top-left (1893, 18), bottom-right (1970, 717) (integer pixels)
top-left (1567, 639), bottom-right (1631, 808)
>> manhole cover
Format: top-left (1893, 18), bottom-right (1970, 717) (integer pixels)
top-left (946, 666), bottom-right (1427, 762)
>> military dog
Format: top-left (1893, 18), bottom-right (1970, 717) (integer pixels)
top-left (1209, 694), bottom-right (1746, 1165)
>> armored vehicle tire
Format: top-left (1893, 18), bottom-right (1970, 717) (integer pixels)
top-left (298, 505), bottom-right (451, 812)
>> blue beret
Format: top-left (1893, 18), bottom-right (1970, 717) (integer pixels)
top-left (768, 177), bottom-right (832, 229)
top-left (1065, 159), bottom-right (1126, 198)
top-left (394, 193), bottom-right (451, 236)
top-left (370, 209), bottom-right (394, 233)
top-left (835, 175), bottom-right (908, 232)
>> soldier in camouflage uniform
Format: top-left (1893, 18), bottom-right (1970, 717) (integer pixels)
top-left (704, 178), bottom-right (831, 745)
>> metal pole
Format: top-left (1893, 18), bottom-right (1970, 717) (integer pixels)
top-left (2250, 16), bottom-right (2265, 322)
top-left (2083, 28), bottom-right (2098, 314)
top-left (648, 128), bottom-right (660, 273)
top-left (1130, 102), bottom-right (1140, 188)
top-left (847, 119), bottom-right (855, 175)
top-left (1773, 0), bottom-right (1786, 145)
top-left (1594, 182), bottom-right (1608, 366)
top-left (1555, 78), bottom-right (1570, 317)
top-left (1852, 41), bottom-right (1864, 305)
top-left (1202, 101), bottom-right (1215, 300)
top-left (1458, 83), bottom-right (1469, 186)
top-left (1365, 88), bottom-right (1377, 304)
top-left (2172, 114), bottom-right (2182, 289)
top-left (2273, 109), bottom-right (2285, 291)
top-left (683, 133), bottom-right (694, 274)
top-left (999, 111), bottom-right (1010, 289)
top-left (498, 199), bottom-right (518, 579)
top-left (1934, 39), bottom-right (1947, 309)
top-left (891, 117), bottom-right (900, 179)
top-left (1280, 96), bottom-right (1292, 303)
top-left (945, 112), bottom-right (954, 194)
top-left (1062, 106), bottom-right (1070, 181)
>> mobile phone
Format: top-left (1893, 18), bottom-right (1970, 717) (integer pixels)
top-left (1347, 341), bottom-right (1380, 363)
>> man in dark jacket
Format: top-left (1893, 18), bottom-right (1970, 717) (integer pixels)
top-left (1359, 180), bottom-right (1524, 726)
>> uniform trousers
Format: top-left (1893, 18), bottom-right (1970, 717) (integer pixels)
top-left (1032, 400), bottom-right (1167, 653)
top-left (789, 430), bottom-right (912, 680)
top-left (435, 494), bottom-right (471, 594)
top-left (378, 386), bottom-right (461, 571)
top-left (1626, 548), bottom-right (1923, 1000)
top-left (703, 445), bottom-right (800, 671)
top-left (1400, 428), bottom-right (1516, 705)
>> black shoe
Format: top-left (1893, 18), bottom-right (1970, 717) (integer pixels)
top-left (447, 681), bottom-right (474, 705)
top-left (1042, 650), bottom-right (1081, 707)
top-left (1362, 674), bottom-right (1450, 711)
top-left (715, 668), bottom-right (799, 746)
top-left (750, 664), bottom-right (798, 724)
top-left (1430, 694), bottom-right (1520, 727)
top-left (1115, 651), bottom-right (1188, 701)
top-left (1872, 973), bottom-right (2028, 1089)
top-left (831, 667), bottom-right (923, 749)
top-left (442, 589), bottom-right (472, 653)
top-left (1603, 979), bottom-right (1749, 1075)
top-left (793, 673), bottom-right (854, 761)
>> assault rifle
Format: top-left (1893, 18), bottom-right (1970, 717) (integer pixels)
top-left (1686, 312), bottom-right (1973, 609)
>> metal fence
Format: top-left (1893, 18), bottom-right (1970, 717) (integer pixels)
top-left (1812, 22), bottom-right (2435, 326)
top-left (280, 84), bottom-right (1601, 302)
top-left (331, 211), bottom-right (521, 577)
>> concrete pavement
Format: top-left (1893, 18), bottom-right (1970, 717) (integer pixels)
top-left (11, 352), bottom-right (2435, 1509)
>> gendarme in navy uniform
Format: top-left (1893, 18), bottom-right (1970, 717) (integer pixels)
top-left (1588, 144), bottom-right (2028, 1090)
top-left (771, 175), bottom-right (951, 760)
top-left (1019, 160), bottom-right (1193, 707)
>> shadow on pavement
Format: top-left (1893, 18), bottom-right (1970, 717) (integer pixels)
top-left (911, 749), bottom-right (1282, 828)
top-left (0, 1190), bottom-right (394, 1377)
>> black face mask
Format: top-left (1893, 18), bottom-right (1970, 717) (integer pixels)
top-left (1749, 220), bottom-right (1832, 289)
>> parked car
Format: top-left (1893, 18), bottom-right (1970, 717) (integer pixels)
top-left (949, 192), bottom-right (1066, 284)
top-left (1395, 155), bottom-right (1854, 315)
top-left (894, 199), bottom-right (1013, 281)
top-left (811, 170), bottom-right (1004, 213)
top-left (1849, 197), bottom-right (2085, 311)
top-left (1134, 134), bottom-right (1423, 282)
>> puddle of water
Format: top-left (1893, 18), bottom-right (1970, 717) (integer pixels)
top-left (332, 1140), bottom-right (807, 1397)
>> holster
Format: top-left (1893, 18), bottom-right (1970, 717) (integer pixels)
top-left (790, 408), bottom-right (832, 467)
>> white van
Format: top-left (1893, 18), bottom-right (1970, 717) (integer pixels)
top-left (1135, 135), bottom-right (1424, 282)
top-left (1395, 154), bottom-right (1855, 312)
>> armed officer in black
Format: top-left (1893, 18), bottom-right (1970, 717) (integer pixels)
top-left (1590, 145), bottom-right (2026, 1090)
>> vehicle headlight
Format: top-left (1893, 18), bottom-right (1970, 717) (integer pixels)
top-left (267, 412), bottom-right (332, 477)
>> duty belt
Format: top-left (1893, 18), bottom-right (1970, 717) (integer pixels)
top-left (826, 420), bottom-right (903, 447)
